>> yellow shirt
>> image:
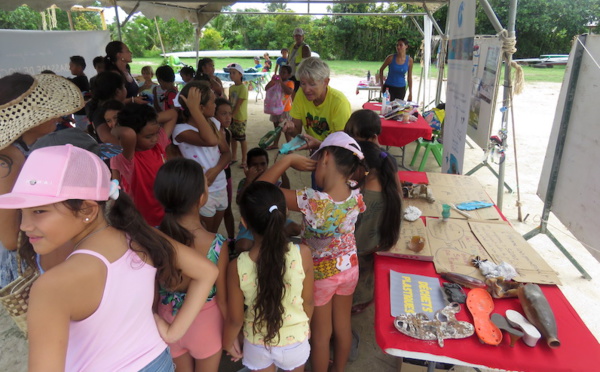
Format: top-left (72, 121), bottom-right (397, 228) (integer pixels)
top-left (229, 83), bottom-right (248, 122)
top-left (237, 243), bottom-right (310, 346)
top-left (290, 86), bottom-right (352, 141)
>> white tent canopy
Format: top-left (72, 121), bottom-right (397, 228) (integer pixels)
top-left (1, 1), bottom-right (449, 27)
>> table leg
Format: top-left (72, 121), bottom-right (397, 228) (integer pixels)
top-left (386, 145), bottom-right (412, 171)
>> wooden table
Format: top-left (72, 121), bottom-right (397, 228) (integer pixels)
top-left (373, 172), bottom-right (600, 371)
top-left (363, 102), bottom-right (433, 169)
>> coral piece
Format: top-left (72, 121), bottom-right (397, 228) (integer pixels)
top-left (403, 206), bottom-right (422, 222)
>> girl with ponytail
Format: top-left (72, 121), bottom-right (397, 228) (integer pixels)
top-left (154, 158), bottom-right (229, 372)
top-left (352, 141), bottom-right (402, 314)
top-left (223, 181), bottom-right (314, 371)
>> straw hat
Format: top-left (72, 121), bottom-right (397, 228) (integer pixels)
top-left (0, 74), bottom-right (84, 150)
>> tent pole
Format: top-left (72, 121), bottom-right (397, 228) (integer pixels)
top-left (120, 0), bottom-right (140, 28)
top-left (154, 17), bottom-right (167, 56)
top-left (195, 18), bottom-right (201, 68)
top-left (113, 0), bottom-right (122, 41)
top-left (479, 0), bottom-right (504, 33)
top-left (67, 10), bottom-right (74, 30)
top-left (495, 0), bottom-right (517, 210)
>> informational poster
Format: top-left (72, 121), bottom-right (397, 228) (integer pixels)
top-left (468, 36), bottom-right (502, 149)
top-left (538, 34), bottom-right (600, 261)
top-left (0, 30), bottom-right (110, 78)
top-left (442, 0), bottom-right (476, 174)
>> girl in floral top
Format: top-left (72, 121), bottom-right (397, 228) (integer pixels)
top-left (154, 158), bottom-right (229, 372)
top-left (258, 132), bottom-right (366, 372)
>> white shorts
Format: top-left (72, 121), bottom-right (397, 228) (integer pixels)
top-left (200, 188), bottom-right (228, 217)
top-left (242, 338), bottom-right (310, 371)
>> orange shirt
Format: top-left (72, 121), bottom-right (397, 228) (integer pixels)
top-left (283, 80), bottom-right (295, 112)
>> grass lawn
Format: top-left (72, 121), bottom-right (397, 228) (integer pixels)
top-left (130, 57), bottom-right (566, 84)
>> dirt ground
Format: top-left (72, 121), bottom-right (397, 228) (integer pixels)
top-left (1, 73), bottom-right (599, 371)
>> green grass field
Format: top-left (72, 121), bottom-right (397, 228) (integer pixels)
top-left (130, 57), bottom-right (566, 84)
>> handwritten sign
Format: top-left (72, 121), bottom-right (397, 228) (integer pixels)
top-left (469, 221), bottom-right (560, 284)
top-left (382, 218), bottom-right (433, 261)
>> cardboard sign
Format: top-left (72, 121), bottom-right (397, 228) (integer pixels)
top-left (426, 217), bottom-right (560, 285)
top-left (404, 173), bottom-right (501, 220)
top-left (382, 218), bottom-right (433, 261)
top-left (469, 221), bottom-right (561, 285)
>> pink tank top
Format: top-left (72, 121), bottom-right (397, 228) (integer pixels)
top-left (65, 249), bottom-right (167, 372)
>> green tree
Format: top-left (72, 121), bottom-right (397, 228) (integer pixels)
top-left (266, 3), bottom-right (290, 13)
top-left (158, 17), bottom-right (195, 52)
top-left (474, 0), bottom-right (600, 57)
top-left (199, 28), bottom-right (223, 50)
top-left (0, 5), bottom-right (42, 29)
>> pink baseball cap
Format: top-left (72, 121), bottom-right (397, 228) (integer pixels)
top-left (0, 144), bottom-right (111, 209)
top-left (311, 132), bottom-right (364, 160)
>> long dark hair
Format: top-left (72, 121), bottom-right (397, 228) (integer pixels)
top-left (318, 146), bottom-right (365, 190)
top-left (178, 81), bottom-right (220, 139)
top-left (239, 181), bottom-right (288, 346)
top-left (86, 72), bottom-right (125, 123)
top-left (104, 41), bottom-right (125, 73)
top-left (117, 103), bottom-right (158, 133)
top-left (154, 159), bottom-right (206, 246)
top-left (358, 141), bottom-right (402, 250)
top-left (344, 109), bottom-right (382, 140)
top-left (194, 58), bottom-right (213, 80)
top-left (20, 193), bottom-right (182, 289)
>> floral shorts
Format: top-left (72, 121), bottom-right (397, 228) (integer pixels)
top-left (231, 119), bottom-right (247, 141)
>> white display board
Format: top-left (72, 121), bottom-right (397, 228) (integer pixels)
top-left (538, 34), bottom-right (600, 258)
top-left (442, 0), bottom-right (476, 174)
top-left (0, 30), bottom-right (110, 78)
top-left (468, 36), bottom-right (502, 149)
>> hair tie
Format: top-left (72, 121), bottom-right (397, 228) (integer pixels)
top-left (380, 151), bottom-right (388, 159)
top-left (269, 205), bottom-right (278, 213)
top-left (109, 179), bottom-right (120, 201)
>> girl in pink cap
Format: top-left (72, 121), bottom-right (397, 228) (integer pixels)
top-left (0, 145), bottom-right (218, 372)
top-left (258, 132), bottom-right (366, 372)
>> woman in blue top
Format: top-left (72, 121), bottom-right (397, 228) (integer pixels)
top-left (379, 38), bottom-right (413, 102)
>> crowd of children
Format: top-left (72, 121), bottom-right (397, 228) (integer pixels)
top-left (0, 48), bottom-right (404, 372)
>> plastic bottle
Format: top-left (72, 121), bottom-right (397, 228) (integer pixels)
top-left (367, 70), bottom-right (371, 80)
top-left (381, 89), bottom-right (389, 115)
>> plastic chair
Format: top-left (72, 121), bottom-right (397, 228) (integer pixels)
top-left (410, 138), bottom-right (443, 171)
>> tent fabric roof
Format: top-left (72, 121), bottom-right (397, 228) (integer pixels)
top-left (2, 1), bottom-right (448, 24)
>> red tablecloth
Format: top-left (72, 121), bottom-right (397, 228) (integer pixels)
top-left (375, 172), bottom-right (600, 370)
top-left (363, 102), bottom-right (433, 148)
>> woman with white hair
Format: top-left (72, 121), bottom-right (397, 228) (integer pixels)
top-left (283, 57), bottom-right (351, 143)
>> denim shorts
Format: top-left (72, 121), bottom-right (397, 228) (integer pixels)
top-left (138, 348), bottom-right (174, 372)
